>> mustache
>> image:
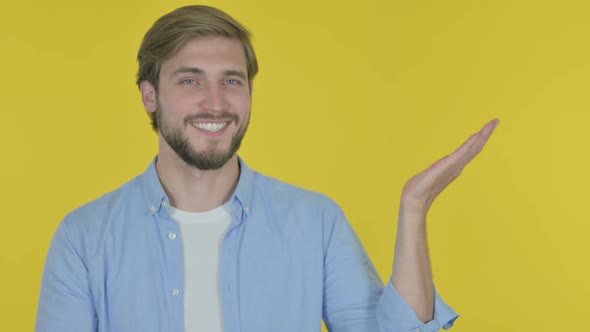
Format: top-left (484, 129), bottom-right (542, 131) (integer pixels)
top-left (184, 112), bottom-right (239, 124)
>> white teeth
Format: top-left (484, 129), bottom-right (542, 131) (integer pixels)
top-left (192, 122), bottom-right (227, 132)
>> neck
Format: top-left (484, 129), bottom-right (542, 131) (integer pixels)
top-left (155, 144), bottom-right (240, 213)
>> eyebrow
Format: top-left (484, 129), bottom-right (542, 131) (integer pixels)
top-left (170, 67), bottom-right (247, 80)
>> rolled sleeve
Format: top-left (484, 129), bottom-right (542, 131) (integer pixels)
top-left (377, 280), bottom-right (458, 332)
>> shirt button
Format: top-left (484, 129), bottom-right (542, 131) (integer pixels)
top-left (244, 207), bottom-right (250, 214)
top-left (150, 206), bottom-right (157, 214)
top-left (162, 201), bottom-right (168, 207)
top-left (172, 288), bottom-right (180, 296)
top-left (168, 232), bottom-right (177, 240)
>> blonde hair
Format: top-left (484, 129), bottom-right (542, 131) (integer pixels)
top-left (136, 5), bottom-right (259, 129)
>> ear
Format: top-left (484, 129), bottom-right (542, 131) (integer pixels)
top-left (140, 80), bottom-right (157, 114)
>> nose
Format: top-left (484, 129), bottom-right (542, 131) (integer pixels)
top-left (200, 83), bottom-right (228, 113)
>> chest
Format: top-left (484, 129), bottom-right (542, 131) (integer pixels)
top-left (89, 213), bottom-right (326, 332)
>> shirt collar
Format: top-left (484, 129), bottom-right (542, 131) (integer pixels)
top-left (139, 156), bottom-right (256, 217)
top-left (233, 156), bottom-right (256, 216)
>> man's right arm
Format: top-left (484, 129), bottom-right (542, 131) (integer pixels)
top-left (36, 221), bottom-right (97, 332)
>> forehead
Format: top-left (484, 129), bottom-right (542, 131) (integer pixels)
top-left (160, 36), bottom-right (247, 75)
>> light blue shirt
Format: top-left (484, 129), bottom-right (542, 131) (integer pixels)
top-left (36, 158), bottom-right (458, 332)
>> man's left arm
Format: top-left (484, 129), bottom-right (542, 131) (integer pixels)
top-left (383, 119), bottom-right (499, 331)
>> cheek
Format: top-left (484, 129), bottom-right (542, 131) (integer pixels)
top-left (230, 92), bottom-right (252, 115)
top-left (160, 94), bottom-right (195, 115)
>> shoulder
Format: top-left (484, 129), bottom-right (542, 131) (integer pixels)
top-left (248, 171), bottom-right (354, 253)
top-left (251, 170), bottom-right (344, 217)
top-left (60, 176), bottom-right (141, 239)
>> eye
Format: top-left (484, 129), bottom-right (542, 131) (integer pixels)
top-left (181, 79), bottom-right (198, 85)
top-left (224, 79), bottom-right (241, 85)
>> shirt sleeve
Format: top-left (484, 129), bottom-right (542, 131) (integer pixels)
top-left (36, 220), bottom-right (98, 332)
top-left (377, 280), bottom-right (459, 332)
top-left (321, 201), bottom-right (458, 332)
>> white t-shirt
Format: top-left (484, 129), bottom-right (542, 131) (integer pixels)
top-left (168, 202), bottom-right (233, 332)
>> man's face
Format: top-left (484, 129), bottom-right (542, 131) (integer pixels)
top-left (151, 37), bottom-right (252, 170)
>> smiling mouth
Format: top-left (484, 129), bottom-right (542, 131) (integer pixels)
top-left (190, 121), bottom-right (229, 132)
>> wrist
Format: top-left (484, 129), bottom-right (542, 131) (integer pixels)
top-left (399, 196), bottom-right (429, 219)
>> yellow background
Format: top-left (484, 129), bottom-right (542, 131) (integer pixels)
top-left (1, 0), bottom-right (588, 331)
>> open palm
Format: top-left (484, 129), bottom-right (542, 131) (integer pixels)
top-left (401, 119), bottom-right (499, 213)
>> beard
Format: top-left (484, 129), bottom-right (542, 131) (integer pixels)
top-left (155, 99), bottom-right (249, 170)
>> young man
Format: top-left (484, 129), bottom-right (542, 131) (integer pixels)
top-left (36, 5), bottom-right (498, 332)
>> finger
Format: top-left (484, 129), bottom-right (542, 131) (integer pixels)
top-left (479, 119), bottom-right (500, 138)
top-left (456, 119), bottom-right (500, 167)
top-left (470, 119), bottom-right (500, 156)
top-left (443, 119), bottom-right (499, 173)
top-left (444, 132), bottom-right (480, 167)
top-left (428, 134), bottom-right (478, 178)
top-left (429, 119), bottom-right (500, 177)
